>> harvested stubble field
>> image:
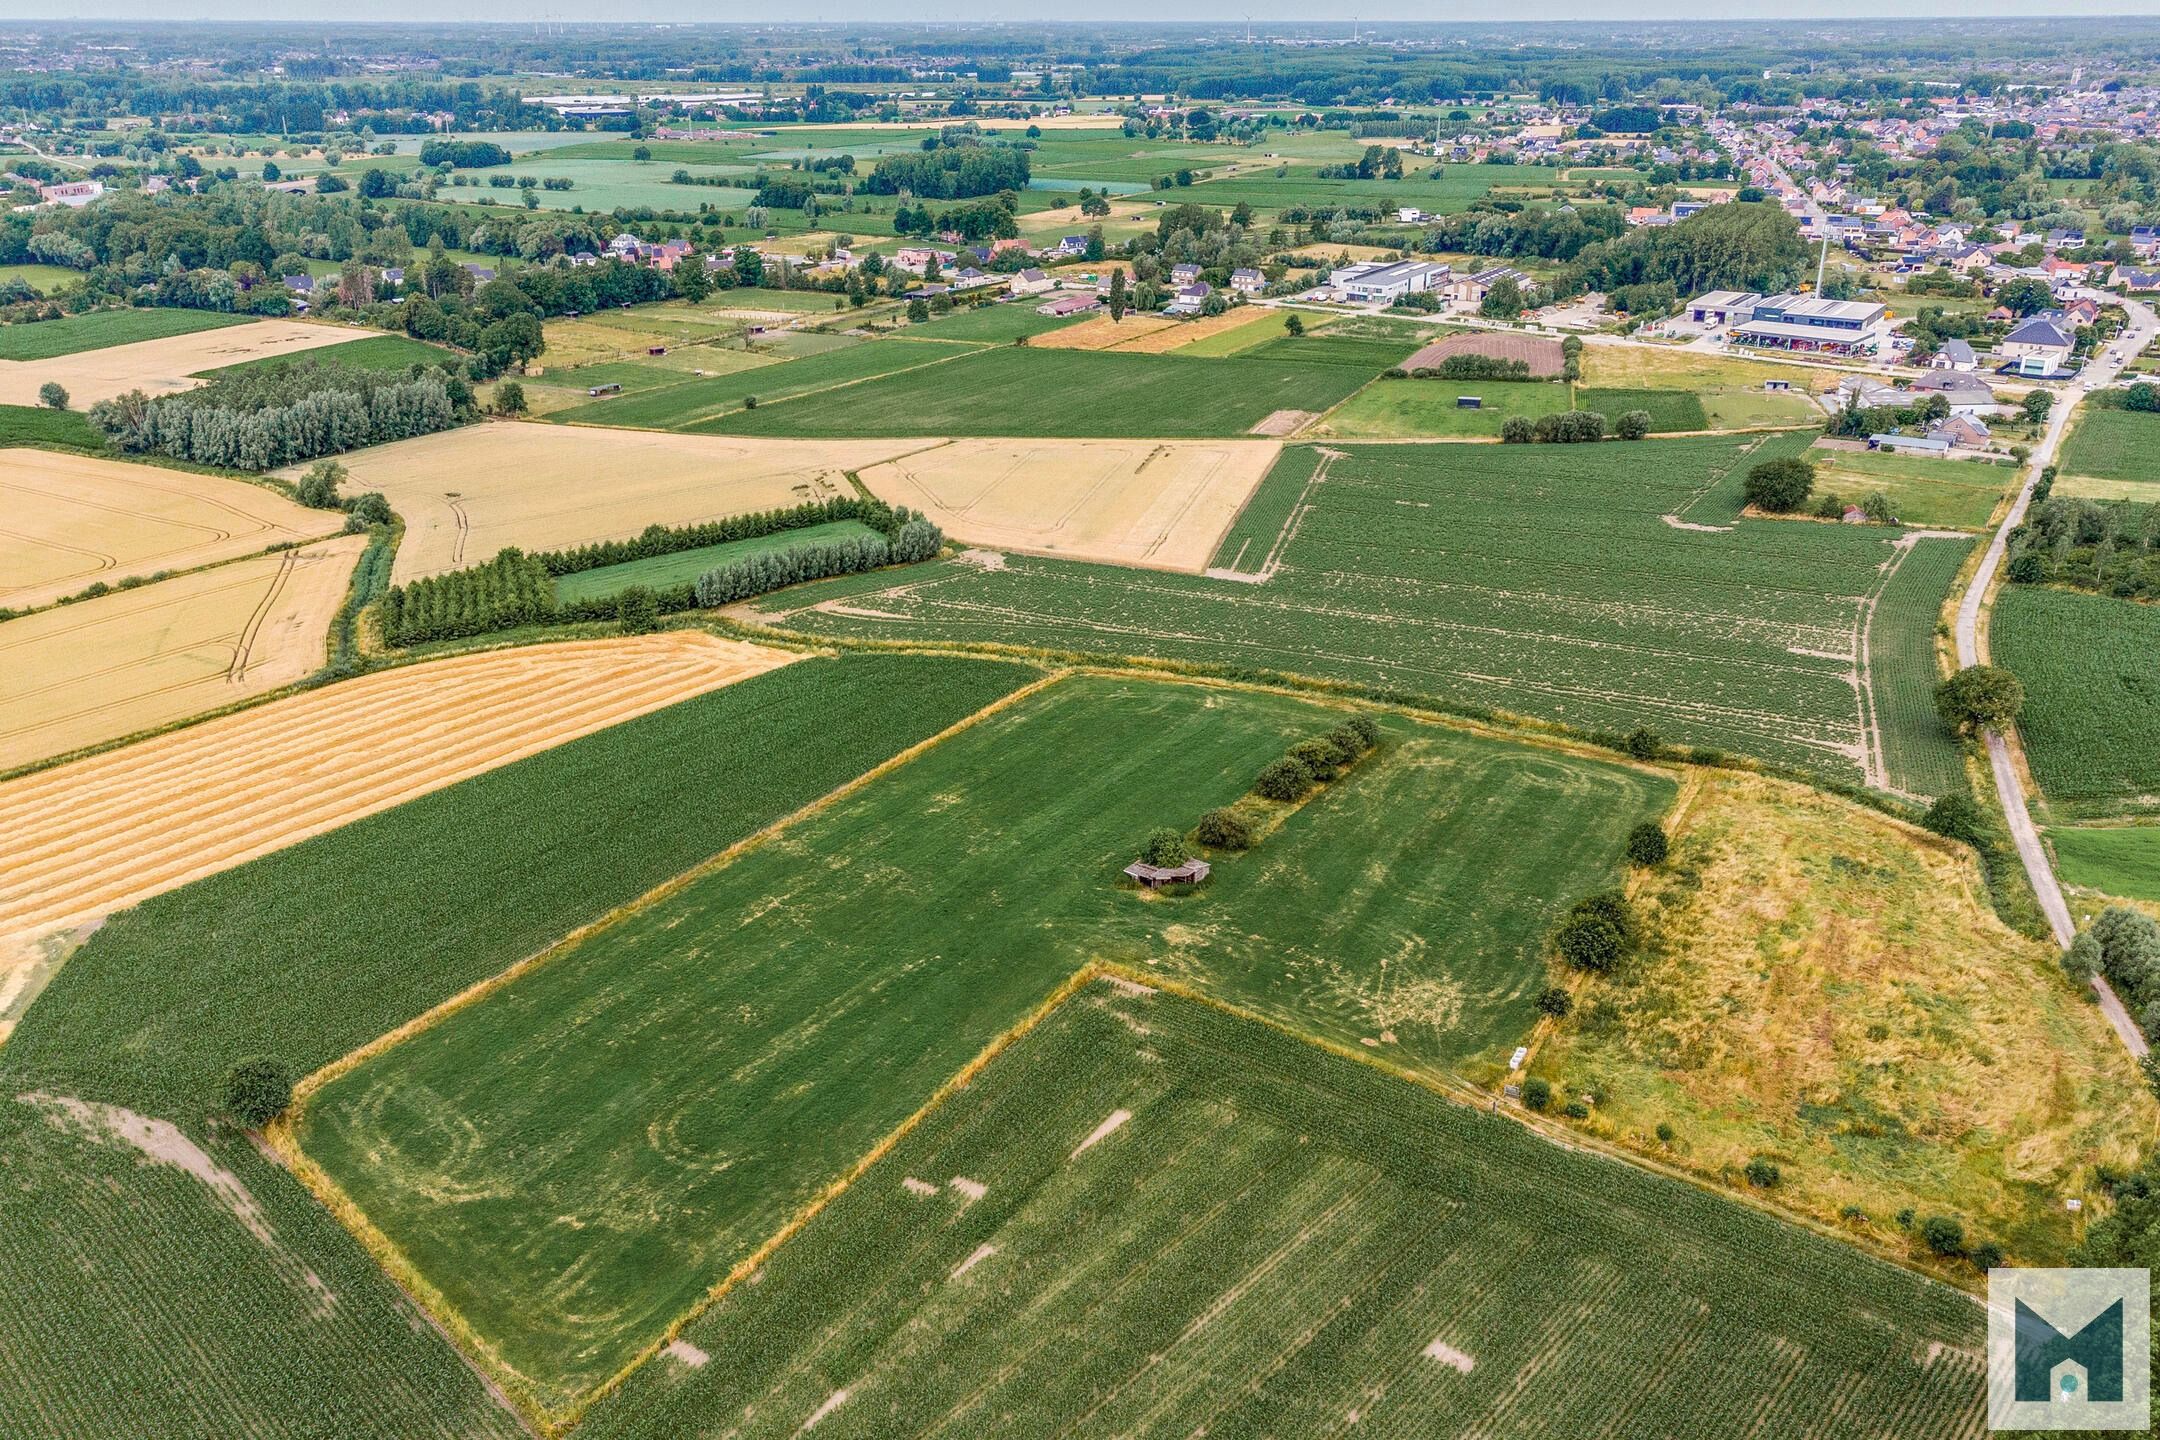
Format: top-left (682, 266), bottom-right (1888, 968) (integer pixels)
top-left (0, 633), bottom-right (793, 1010)
top-left (771, 438), bottom-right (1965, 792)
top-left (1536, 769), bottom-right (2152, 1263)
top-left (704, 347), bottom-right (1378, 439)
top-left (578, 982), bottom-right (1987, 1440)
top-left (1028, 311), bottom-right (1181, 350)
top-left (293, 675), bottom-right (1662, 1417)
top-left (0, 535), bottom-right (362, 773)
top-left (0, 449), bottom-right (344, 611)
top-left (1994, 585), bottom-right (2160, 809)
top-left (857, 436), bottom-right (1279, 572)
top-left (0, 306), bottom-right (252, 362)
top-left (308, 424), bottom-right (930, 584)
top-left (0, 319), bottom-right (367, 408)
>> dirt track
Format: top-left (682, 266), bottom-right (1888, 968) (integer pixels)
top-left (0, 633), bottom-right (796, 981)
top-left (0, 450), bottom-right (343, 611)
top-left (0, 535), bottom-right (364, 773)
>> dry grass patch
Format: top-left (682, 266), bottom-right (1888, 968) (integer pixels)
top-left (1534, 769), bottom-right (2156, 1263)
top-left (308, 424), bottom-right (932, 583)
top-left (858, 436), bottom-right (1278, 571)
top-left (0, 450), bottom-right (344, 610)
top-left (1105, 306), bottom-right (1279, 355)
top-left (1028, 312), bottom-right (1176, 350)
top-left (0, 534), bottom-right (363, 774)
top-left (1580, 341), bottom-right (1840, 394)
top-left (0, 632), bottom-right (793, 1021)
top-left (0, 320), bottom-right (367, 407)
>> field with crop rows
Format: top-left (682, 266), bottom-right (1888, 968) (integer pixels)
top-left (703, 347), bottom-right (1378, 439)
top-left (770, 438), bottom-right (1952, 785)
top-left (1995, 585), bottom-right (2160, 809)
top-left (0, 653), bottom-right (1036, 1114)
top-left (576, 981), bottom-right (1987, 1440)
top-left (294, 675), bottom-right (1662, 1416)
top-left (553, 337), bottom-right (979, 430)
top-left (1868, 536), bottom-right (1971, 799)
top-left (2057, 407), bottom-right (2160, 488)
top-left (0, 1096), bottom-right (524, 1440)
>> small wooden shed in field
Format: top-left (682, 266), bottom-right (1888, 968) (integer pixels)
top-left (1124, 858), bottom-right (1211, 889)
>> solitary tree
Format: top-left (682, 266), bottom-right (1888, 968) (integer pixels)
top-left (1107, 266), bottom-right (1128, 323)
top-left (1282, 311), bottom-right (1304, 337)
top-left (2021, 389), bottom-right (2054, 424)
top-left (1140, 827), bottom-right (1190, 867)
top-left (1625, 822), bottom-right (1669, 866)
top-left (223, 1056), bottom-right (294, 1128)
top-left (1480, 275), bottom-right (1525, 320)
top-left (292, 459), bottom-right (347, 509)
top-left (1935, 664), bottom-right (2024, 736)
top-left (37, 381), bottom-right (67, 410)
top-left (493, 380), bottom-right (527, 415)
top-left (1742, 456), bottom-right (1815, 513)
top-left (1614, 409), bottom-right (1652, 440)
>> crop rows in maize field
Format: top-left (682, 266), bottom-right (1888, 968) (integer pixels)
top-left (1994, 584), bottom-right (2160, 811)
top-left (290, 674), bottom-right (1671, 1419)
top-left (571, 979), bottom-right (1988, 1440)
top-left (767, 435), bottom-right (1969, 793)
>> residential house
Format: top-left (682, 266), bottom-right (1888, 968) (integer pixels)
top-left (1229, 267), bottom-right (1264, 295)
top-left (1396, 207), bottom-right (1426, 224)
top-left (1838, 374), bottom-right (1904, 409)
top-left (1998, 312), bottom-right (2077, 374)
top-left (1165, 283), bottom-right (1211, 317)
top-left (1927, 414), bottom-right (1992, 449)
top-left (2117, 266), bottom-right (2160, 293)
top-left (1929, 338), bottom-right (1979, 371)
top-left (1911, 371), bottom-right (2003, 416)
top-left (1008, 268), bottom-right (1054, 296)
top-left (1169, 263), bottom-right (1202, 287)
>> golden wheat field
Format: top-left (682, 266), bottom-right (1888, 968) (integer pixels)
top-left (306, 424), bottom-right (935, 583)
top-left (0, 320), bottom-right (368, 407)
top-left (0, 450), bottom-right (344, 611)
top-left (857, 436), bottom-right (1278, 572)
top-left (0, 534), bottom-right (363, 774)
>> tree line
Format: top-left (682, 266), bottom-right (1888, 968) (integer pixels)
top-left (89, 360), bottom-right (469, 471)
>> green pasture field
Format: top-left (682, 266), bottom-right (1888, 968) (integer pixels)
top-left (1177, 308), bottom-right (1309, 356)
top-left (2051, 824), bottom-right (2160, 902)
top-left (1185, 162), bottom-right (1576, 217)
top-left (2057, 407), bottom-right (2160, 488)
top-left (1319, 379), bottom-right (1569, 438)
top-left (0, 402), bottom-right (103, 450)
top-left (894, 301), bottom-right (1080, 342)
top-left (1240, 327), bottom-right (1425, 370)
top-left (708, 286), bottom-right (854, 314)
top-left (1811, 448), bottom-right (2015, 531)
top-left (553, 338), bottom-right (979, 430)
top-left (525, 358), bottom-right (716, 397)
top-left (553, 520), bottom-right (881, 604)
top-left (1995, 586), bottom-right (2160, 810)
top-left (766, 437), bottom-right (1962, 791)
top-left (0, 307), bottom-right (253, 361)
top-left (191, 333), bottom-right (459, 379)
top-left (704, 346), bottom-right (1376, 439)
top-left (1, 653), bottom-right (1035, 1115)
top-left (1576, 387), bottom-right (1711, 432)
top-left (0, 262), bottom-right (83, 294)
top-left (1701, 386), bottom-right (1825, 429)
top-left (0, 1100), bottom-right (524, 1440)
top-left (1869, 536), bottom-right (1973, 800)
top-left (295, 674), bottom-right (1665, 1414)
top-left (577, 982), bottom-right (1984, 1440)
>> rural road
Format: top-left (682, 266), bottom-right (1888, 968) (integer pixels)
top-left (1954, 292), bottom-right (2157, 1058)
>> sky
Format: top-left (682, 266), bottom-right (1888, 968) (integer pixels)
top-left (0, 1), bottom-right (2151, 21)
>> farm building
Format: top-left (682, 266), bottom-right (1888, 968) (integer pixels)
top-left (1869, 433), bottom-right (1952, 456)
top-left (1730, 295), bottom-right (1888, 357)
top-left (1036, 293), bottom-right (1099, 317)
top-left (1329, 259), bottom-right (1449, 304)
top-left (1687, 290), bottom-right (1762, 326)
top-left (1124, 858), bottom-right (1211, 888)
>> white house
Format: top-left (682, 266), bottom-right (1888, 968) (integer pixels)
top-left (1007, 268), bottom-right (1054, 296)
top-left (1928, 338), bottom-right (1978, 372)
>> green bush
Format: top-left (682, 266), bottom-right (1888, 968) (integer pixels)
top-left (1522, 1077), bottom-right (1551, 1111)
top-left (1920, 1215), bottom-right (1966, 1257)
top-left (616, 585), bottom-right (660, 635)
top-left (1744, 1157), bottom-right (1781, 1188)
top-left (1969, 1241), bottom-right (2006, 1271)
top-left (293, 459), bottom-right (346, 510)
top-left (1194, 807), bottom-right (1254, 850)
top-left (1563, 1100), bottom-right (1591, 1119)
top-left (1290, 736), bottom-right (1348, 779)
top-left (1921, 792), bottom-right (1984, 846)
top-left (1535, 985), bottom-right (1574, 1018)
top-left (1624, 727), bottom-right (1661, 760)
top-left (1140, 827), bottom-right (1191, 867)
top-left (223, 1056), bottom-right (293, 1127)
top-left (1253, 756), bottom-right (1315, 802)
top-left (1554, 889), bottom-right (1636, 973)
top-left (1625, 822), bottom-right (1669, 866)
top-left (1743, 456), bottom-right (1815, 513)
top-left (1344, 714), bottom-right (1380, 749)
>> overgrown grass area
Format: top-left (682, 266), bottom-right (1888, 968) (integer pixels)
top-left (893, 302), bottom-right (1080, 342)
top-left (1535, 770), bottom-right (2151, 1266)
top-left (577, 980), bottom-right (1987, 1440)
top-left (768, 438), bottom-right (1957, 789)
top-left (1576, 386), bottom-right (1710, 432)
top-left (553, 519), bottom-right (881, 605)
top-left (2057, 406), bottom-right (2160, 488)
top-left (0, 306), bottom-right (253, 361)
top-left (1812, 448), bottom-right (2016, 531)
top-left (294, 675), bottom-right (1664, 1416)
top-left (1318, 377), bottom-right (1573, 438)
top-left (702, 346), bottom-right (1378, 439)
top-left (192, 332), bottom-right (460, 379)
top-left (1994, 585), bottom-right (2160, 811)
top-left (0, 653), bottom-right (1037, 1113)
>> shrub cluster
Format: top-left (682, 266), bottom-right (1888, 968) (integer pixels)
top-left (2066, 907), bottom-right (2160, 1043)
top-left (1552, 889), bottom-right (1636, 973)
top-left (2007, 492), bottom-right (2160, 601)
top-left (1413, 354), bottom-right (1531, 380)
top-left (1501, 410), bottom-right (1609, 443)
top-left (90, 361), bottom-right (466, 471)
top-left (1252, 715), bottom-right (1380, 802)
top-left (222, 1055), bottom-right (293, 1128)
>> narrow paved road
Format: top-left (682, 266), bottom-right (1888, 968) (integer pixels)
top-left (1954, 292), bottom-right (2157, 1058)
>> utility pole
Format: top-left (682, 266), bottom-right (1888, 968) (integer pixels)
top-left (1814, 231), bottom-right (1830, 295)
